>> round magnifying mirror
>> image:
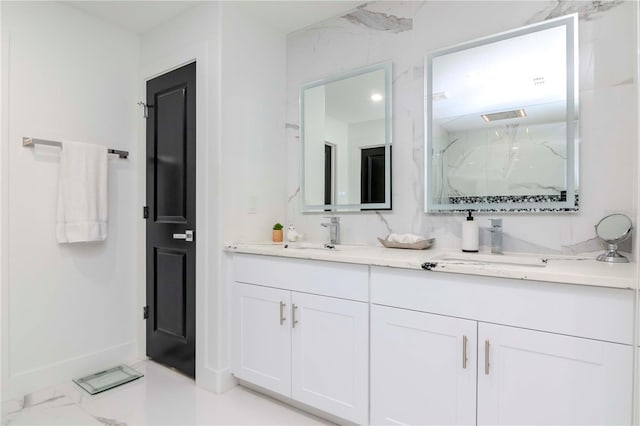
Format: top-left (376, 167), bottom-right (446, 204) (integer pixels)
top-left (595, 213), bottom-right (632, 263)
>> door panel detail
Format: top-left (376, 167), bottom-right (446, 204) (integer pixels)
top-left (155, 86), bottom-right (188, 222)
top-left (154, 248), bottom-right (187, 339)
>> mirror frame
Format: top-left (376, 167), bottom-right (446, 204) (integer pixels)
top-left (595, 213), bottom-right (632, 244)
top-left (424, 14), bottom-right (579, 213)
top-left (300, 62), bottom-right (393, 212)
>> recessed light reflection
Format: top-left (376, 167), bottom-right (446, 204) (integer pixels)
top-left (371, 93), bottom-right (383, 102)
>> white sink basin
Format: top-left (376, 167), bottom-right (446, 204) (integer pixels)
top-left (433, 252), bottom-right (548, 268)
top-left (283, 242), bottom-right (364, 252)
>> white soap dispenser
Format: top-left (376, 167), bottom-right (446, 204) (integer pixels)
top-left (286, 224), bottom-right (302, 242)
top-left (461, 211), bottom-right (479, 253)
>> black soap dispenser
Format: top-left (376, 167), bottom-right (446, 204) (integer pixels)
top-left (461, 211), bottom-right (479, 252)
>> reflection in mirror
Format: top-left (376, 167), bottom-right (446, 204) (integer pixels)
top-left (425, 15), bottom-right (578, 212)
top-left (301, 63), bottom-right (392, 212)
top-left (595, 213), bottom-right (632, 263)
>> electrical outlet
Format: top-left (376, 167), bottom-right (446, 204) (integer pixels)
top-left (248, 196), bottom-right (257, 214)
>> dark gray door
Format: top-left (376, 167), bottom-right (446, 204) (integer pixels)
top-left (361, 146), bottom-right (386, 204)
top-left (146, 62), bottom-right (196, 378)
top-left (324, 143), bottom-right (333, 205)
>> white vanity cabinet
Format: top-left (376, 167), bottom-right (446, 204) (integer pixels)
top-left (231, 283), bottom-right (292, 396)
top-left (291, 292), bottom-right (368, 423)
top-left (477, 323), bottom-right (633, 425)
top-left (370, 305), bottom-right (477, 425)
top-left (230, 254), bottom-right (369, 424)
top-left (229, 252), bottom-right (635, 426)
top-left (370, 266), bottom-right (634, 426)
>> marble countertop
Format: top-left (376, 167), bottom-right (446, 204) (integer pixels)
top-left (225, 242), bottom-right (638, 290)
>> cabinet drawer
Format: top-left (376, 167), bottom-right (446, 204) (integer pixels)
top-left (371, 266), bottom-right (634, 344)
top-left (233, 254), bottom-right (369, 302)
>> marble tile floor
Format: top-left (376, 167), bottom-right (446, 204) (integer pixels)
top-left (2, 360), bottom-right (332, 425)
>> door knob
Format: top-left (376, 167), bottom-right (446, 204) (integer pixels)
top-left (173, 230), bottom-right (194, 242)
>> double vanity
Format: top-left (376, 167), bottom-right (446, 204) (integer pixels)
top-left (226, 244), bottom-right (636, 425)
top-left (229, 8), bottom-right (637, 426)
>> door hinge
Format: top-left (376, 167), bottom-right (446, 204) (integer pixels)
top-left (143, 306), bottom-right (149, 320)
top-left (143, 206), bottom-right (149, 219)
top-left (137, 101), bottom-right (150, 119)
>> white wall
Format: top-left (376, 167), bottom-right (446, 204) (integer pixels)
top-left (303, 86), bottom-right (326, 205)
top-left (141, 1), bottom-right (286, 392)
top-left (286, 1), bottom-right (638, 255)
top-left (1, 1), bottom-right (139, 397)
top-left (325, 115), bottom-right (349, 205)
top-left (220, 3), bottom-right (287, 242)
top-left (0, 0), bottom-right (287, 400)
top-left (0, 0), bottom-right (5, 407)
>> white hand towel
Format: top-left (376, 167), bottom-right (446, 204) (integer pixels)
top-left (388, 233), bottom-right (425, 244)
top-left (56, 141), bottom-right (108, 243)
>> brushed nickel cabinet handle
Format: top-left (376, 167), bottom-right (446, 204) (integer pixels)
top-left (484, 340), bottom-right (490, 375)
top-left (292, 304), bottom-right (298, 328)
top-left (279, 301), bottom-right (286, 325)
top-left (462, 335), bottom-right (468, 369)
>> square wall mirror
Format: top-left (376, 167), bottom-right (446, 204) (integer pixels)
top-left (300, 63), bottom-right (392, 212)
top-left (425, 14), bottom-right (578, 212)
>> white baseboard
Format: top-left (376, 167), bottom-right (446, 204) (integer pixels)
top-left (197, 364), bottom-right (236, 394)
top-left (237, 379), bottom-right (355, 426)
top-left (6, 340), bottom-right (138, 400)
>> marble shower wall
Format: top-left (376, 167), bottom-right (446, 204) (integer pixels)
top-left (286, 1), bottom-right (637, 255)
top-left (435, 122), bottom-right (568, 203)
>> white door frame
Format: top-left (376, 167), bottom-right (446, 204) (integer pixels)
top-left (138, 41), bottom-right (223, 391)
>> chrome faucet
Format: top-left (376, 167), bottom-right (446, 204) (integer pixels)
top-left (321, 217), bottom-right (340, 245)
top-left (489, 219), bottom-right (503, 254)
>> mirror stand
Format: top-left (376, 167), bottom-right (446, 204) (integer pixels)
top-left (594, 213), bottom-right (632, 263)
top-left (596, 243), bottom-right (629, 263)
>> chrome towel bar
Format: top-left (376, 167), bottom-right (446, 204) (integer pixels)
top-left (22, 137), bottom-right (129, 159)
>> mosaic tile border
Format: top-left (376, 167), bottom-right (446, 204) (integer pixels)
top-left (444, 193), bottom-right (579, 212)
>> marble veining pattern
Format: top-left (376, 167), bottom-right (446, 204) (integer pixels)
top-left (93, 416), bottom-right (126, 426)
top-left (285, 1), bottom-right (636, 257)
top-left (227, 243), bottom-right (635, 288)
top-left (432, 122), bottom-right (570, 205)
top-left (3, 360), bottom-right (330, 426)
top-left (343, 4), bottom-right (413, 33)
top-left (375, 211), bottom-right (393, 234)
top-left (528, 0), bottom-right (625, 23)
top-left (288, 186), bottom-right (300, 203)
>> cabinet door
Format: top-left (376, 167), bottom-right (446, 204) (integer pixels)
top-left (231, 282), bottom-right (292, 396)
top-left (478, 323), bottom-right (633, 426)
top-left (370, 305), bottom-right (477, 425)
top-left (291, 292), bottom-right (368, 424)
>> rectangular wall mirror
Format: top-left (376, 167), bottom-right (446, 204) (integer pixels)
top-left (425, 15), bottom-right (578, 212)
top-left (300, 63), bottom-right (392, 212)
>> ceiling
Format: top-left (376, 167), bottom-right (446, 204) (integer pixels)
top-left (432, 24), bottom-right (568, 131)
top-left (325, 69), bottom-right (386, 124)
top-left (65, 1), bottom-right (363, 35)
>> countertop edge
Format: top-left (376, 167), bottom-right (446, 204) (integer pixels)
top-left (224, 244), bottom-right (637, 290)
